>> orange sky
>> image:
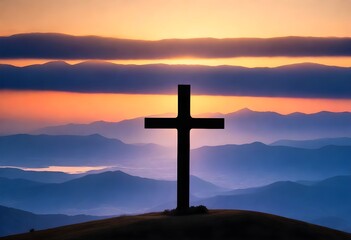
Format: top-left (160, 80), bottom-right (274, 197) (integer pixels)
top-left (1, 0), bottom-right (351, 135)
top-left (1, 91), bottom-right (351, 127)
top-left (1, 56), bottom-right (351, 68)
top-left (1, 0), bottom-right (350, 39)
top-left (1, 0), bottom-right (351, 67)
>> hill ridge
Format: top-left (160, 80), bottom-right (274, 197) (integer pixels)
top-left (3, 210), bottom-right (351, 240)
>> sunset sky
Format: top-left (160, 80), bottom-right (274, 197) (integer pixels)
top-left (1, 0), bottom-right (351, 39)
top-left (1, 0), bottom-right (351, 134)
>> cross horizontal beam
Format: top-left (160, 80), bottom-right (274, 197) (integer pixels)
top-left (190, 118), bottom-right (224, 129)
top-left (145, 118), bottom-right (224, 130)
top-left (145, 118), bottom-right (178, 129)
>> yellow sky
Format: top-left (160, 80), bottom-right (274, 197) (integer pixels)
top-left (1, 0), bottom-right (350, 39)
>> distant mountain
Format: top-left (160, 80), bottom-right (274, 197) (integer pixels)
top-left (0, 177), bottom-right (45, 206)
top-left (2, 134), bottom-right (351, 188)
top-left (3, 210), bottom-right (350, 240)
top-left (0, 171), bottom-right (175, 215)
top-left (190, 142), bottom-right (351, 188)
top-left (0, 134), bottom-right (169, 167)
top-left (0, 168), bottom-right (82, 183)
top-left (33, 109), bottom-right (351, 147)
top-left (0, 205), bottom-right (101, 237)
top-left (0, 171), bottom-right (224, 215)
top-left (271, 137), bottom-right (351, 149)
top-left (33, 116), bottom-right (178, 146)
top-left (1, 60), bottom-right (351, 99)
top-left (189, 175), bottom-right (228, 198)
top-left (198, 175), bottom-right (351, 233)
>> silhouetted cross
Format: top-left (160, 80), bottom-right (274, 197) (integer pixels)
top-left (145, 85), bottom-right (224, 212)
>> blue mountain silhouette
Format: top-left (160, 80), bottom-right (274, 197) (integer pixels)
top-left (198, 175), bottom-right (351, 232)
top-left (271, 137), bottom-right (351, 148)
top-left (0, 205), bottom-right (100, 237)
top-left (191, 142), bottom-right (351, 188)
top-left (0, 171), bottom-right (224, 215)
top-left (0, 134), bottom-right (169, 167)
top-left (31, 109), bottom-right (351, 147)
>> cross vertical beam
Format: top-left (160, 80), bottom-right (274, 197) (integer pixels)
top-left (177, 85), bottom-right (191, 212)
top-left (145, 85), bottom-right (224, 213)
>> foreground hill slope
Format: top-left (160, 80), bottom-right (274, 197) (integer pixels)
top-left (3, 210), bottom-right (351, 240)
top-left (0, 205), bottom-right (100, 237)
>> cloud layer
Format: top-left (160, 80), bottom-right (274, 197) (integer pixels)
top-left (1, 33), bottom-right (351, 59)
top-left (1, 61), bottom-right (351, 98)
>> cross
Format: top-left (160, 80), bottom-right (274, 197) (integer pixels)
top-left (145, 85), bottom-right (224, 212)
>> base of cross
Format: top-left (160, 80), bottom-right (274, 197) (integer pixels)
top-left (163, 205), bottom-right (209, 216)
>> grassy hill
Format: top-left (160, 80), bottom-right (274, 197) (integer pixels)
top-left (3, 210), bottom-right (351, 240)
top-left (0, 205), bottom-right (100, 237)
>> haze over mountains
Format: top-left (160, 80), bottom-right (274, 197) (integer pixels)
top-left (1, 134), bottom-right (351, 188)
top-left (198, 175), bottom-right (351, 233)
top-left (0, 168), bottom-right (82, 183)
top-left (0, 169), bottom-right (350, 236)
top-left (0, 134), bottom-right (169, 167)
top-left (32, 109), bottom-right (351, 147)
top-left (0, 170), bottom-right (225, 216)
top-left (271, 137), bottom-right (351, 148)
top-left (191, 142), bottom-right (351, 188)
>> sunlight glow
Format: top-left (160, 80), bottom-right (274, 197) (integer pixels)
top-left (1, 57), bottom-right (351, 68)
top-left (1, 0), bottom-right (350, 39)
top-left (1, 90), bottom-right (351, 133)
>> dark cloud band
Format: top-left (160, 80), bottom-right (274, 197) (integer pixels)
top-left (1, 61), bottom-right (351, 99)
top-left (1, 33), bottom-right (351, 59)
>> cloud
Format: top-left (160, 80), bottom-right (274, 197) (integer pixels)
top-left (1, 61), bottom-right (351, 98)
top-left (0, 33), bottom-right (351, 59)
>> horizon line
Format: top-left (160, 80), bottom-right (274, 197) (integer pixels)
top-left (1, 59), bottom-right (350, 69)
top-left (3, 32), bottom-right (351, 40)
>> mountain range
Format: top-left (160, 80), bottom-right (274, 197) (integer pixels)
top-left (1, 167), bottom-right (350, 233)
top-left (0, 171), bottom-right (225, 215)
top-left (32, 109), bottom-right (351, 147)
top-left (2, 134), bottom-right (351, 188)
top-left (0, 167), bottom-right (82, 183)
top-left (0, 205), bottom-right (100, 237)
top-left (197, 175), bottom-right (351, 233)
top-left (271, 137), bottom-right (351, 148)
top-left (0, 134), bottom-right (169, 167)
top-left (191, 142), bottom-right (351, 188)
top-left (1, 61), bottom-right (350, 99)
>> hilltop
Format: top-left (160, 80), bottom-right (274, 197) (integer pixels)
top-left (2, 210), bottom-right (351, 240)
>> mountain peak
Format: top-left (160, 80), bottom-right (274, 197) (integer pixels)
top-left (276, 62), bottom-right (333, 69)
top-left (41, 61), bottom-right (70, 67)
top-left (235, 108), bottom-right (255, 114)
top-left (74, 60), bottom-right (118, 67)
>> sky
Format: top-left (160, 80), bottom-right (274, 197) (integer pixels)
top-left (1, 0), bottom-right (351, 39)
top-left (0, 0), bottom-right (351, 134)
